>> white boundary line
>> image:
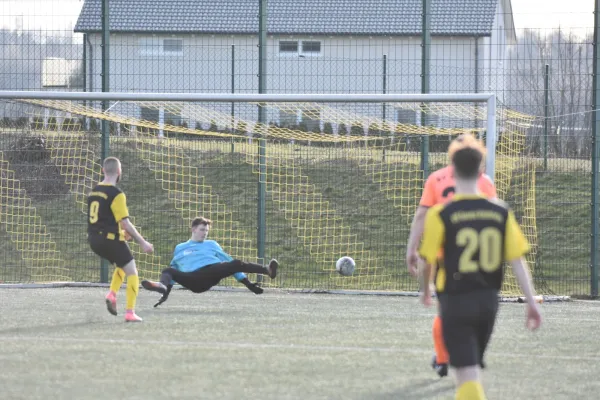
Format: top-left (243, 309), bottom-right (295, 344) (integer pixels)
top-left (0, 336), bottom-right (594, 362)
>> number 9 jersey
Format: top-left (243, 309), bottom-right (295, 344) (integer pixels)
top-left (87, 183), bottom-right (130, 242)
top-left (418, 194), bottom-right (530, 295)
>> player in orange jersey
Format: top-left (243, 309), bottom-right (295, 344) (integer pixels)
top-left (406, 133), bottom-right (497, 377)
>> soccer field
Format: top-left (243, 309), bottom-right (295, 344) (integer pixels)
top-left (1, 288), bottom-right (599, 400)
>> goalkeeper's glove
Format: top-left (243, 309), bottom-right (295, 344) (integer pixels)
top-left (240, 278), bottom-right (264, 295)
top-left (154, 284), bottom-right (173, 307)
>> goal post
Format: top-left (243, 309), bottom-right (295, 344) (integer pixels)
top-left (0, 90), bottom-right (545, 298)
top-left (0, 90), bottom-right (499, 181)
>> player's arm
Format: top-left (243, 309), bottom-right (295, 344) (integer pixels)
top-left (111, 193), bottom-right (143, 244)
top-left (417, 205), bottom-right (445, 301)
top-left (504, 211), bottom-right (542, 330)
top-left (504, 211), bottom-right (535, 303)
top-left (406, 175), bottom-right (437, 275)
top-left (112, 193), bottom-right (153, 253)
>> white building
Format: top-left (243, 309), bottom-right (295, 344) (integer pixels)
top-left (74, 0), bottom-right (516, 130)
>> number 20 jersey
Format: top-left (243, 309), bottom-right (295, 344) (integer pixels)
top-left (419, 195), bottom-right (530, 295)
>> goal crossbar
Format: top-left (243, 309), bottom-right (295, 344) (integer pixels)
top-left (0, 90), bottom-right (497, 179)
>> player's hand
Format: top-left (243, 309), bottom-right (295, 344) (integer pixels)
top-left (420, 289), bottom-right (432, 307)
top-left (141, 241), bottom-right (154, 254)
top-left (526, 304), bottom-right (542, 331)
top-left (406, 249), bottom-right (419, 277)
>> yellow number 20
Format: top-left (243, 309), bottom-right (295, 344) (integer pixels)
top-left (456, 227), bottom-right (502, 273)
top-left (89, 201), bottom-right (100, 224)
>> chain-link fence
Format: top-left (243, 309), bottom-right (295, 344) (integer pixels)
top-left (0, 0), bottom-right (596, 297)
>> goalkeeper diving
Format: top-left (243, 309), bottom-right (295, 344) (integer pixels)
top-left (141, 217), bottom-right (278, 306)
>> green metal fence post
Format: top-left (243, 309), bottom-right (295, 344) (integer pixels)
top-left (257, 0), bottom-right (268, 279)
top-left (544, 63), bottom-right (549, 171)
top-left (420, 0), bottom-right (431, 177)
top-left (382, 54), bottom-right (387, 162)
top-left (100, 0), bottom-right (110, 284)
top-left (231, 44), bottom-right (235, 154)
top-left (591, 0), bottom-right (600, 297)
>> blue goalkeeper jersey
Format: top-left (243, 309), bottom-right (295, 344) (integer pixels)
top-left (169, 239), bottom-right (246, 282)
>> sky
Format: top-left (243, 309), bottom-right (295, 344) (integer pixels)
top-left (0, 0), bottom-right (596, 35)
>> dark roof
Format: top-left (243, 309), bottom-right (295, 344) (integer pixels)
top-left (74, 0), bottom-right (499, 36)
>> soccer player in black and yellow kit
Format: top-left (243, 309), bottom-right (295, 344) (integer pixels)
top-left (87, 157), bottom-right (154, 322)
top-left (418, 140), bottom-right (542, 400)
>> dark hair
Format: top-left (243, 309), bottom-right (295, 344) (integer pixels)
top-left (191, 217), bottom-right (212, 228)
top-left (452, 147), bottom-right (482, 179)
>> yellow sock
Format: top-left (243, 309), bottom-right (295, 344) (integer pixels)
top-left (109, 268), bottom-right (126, 294)
top-left (126, 275), bottom-right (139, 311)
top-left (455, 381), bottom-right (486, 400)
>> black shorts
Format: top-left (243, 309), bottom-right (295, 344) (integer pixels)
top-left (88, 233), bottom-right (134, 268)
top-left (438, 289), bottom-right (499, 369)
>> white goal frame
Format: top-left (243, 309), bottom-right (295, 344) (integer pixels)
top-left (0, 91), bottom-right (498, 181)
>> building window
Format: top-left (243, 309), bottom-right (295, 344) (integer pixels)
top-left (140, 107), bottom-right (159, 122)
top-left (279, 41), bottom-right (298, 54)
top-left (164, 110), bottom-right (182, 126)
top-left (140, 37), bottom-right (184, 56)
top-left (397, 109), bottom-right (417, 125)
top-left (301, 41), bottom-right (321, 54)
top-left (279, 109), bottom-right (298, 127)
top-left (163, 39), bottom-right (183, 54)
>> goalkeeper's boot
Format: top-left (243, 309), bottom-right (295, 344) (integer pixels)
top-left (105, 291), bottom-right (117, 316)
top-left (125, 310), bottom-right (142, 323)
top-left (431, 355), bottom-right (448, 378)
top-left (267, 259), bottom-right (279, 279)
top-left (141, 280), bottom-right (167, 295)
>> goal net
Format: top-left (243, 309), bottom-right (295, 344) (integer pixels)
top-left (0, 92), bottom-right (542, 297)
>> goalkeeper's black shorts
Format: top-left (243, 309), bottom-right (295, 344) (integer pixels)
top-left (88, 233), bottom-right (134, 268)
top-left (438, 288), bottom-right (499, 369)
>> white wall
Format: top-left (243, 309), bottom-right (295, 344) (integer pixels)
top-left (84, 32), bottom-right (500, 128)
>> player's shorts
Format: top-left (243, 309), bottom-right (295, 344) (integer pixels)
top-left (88, 233), bottom-right (134, 268)
top-left (438, 288), bottom-right (499, 369)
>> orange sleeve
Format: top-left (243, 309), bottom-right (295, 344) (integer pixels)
top-left (479, 174), bottom-right (497, 199)
top-left (419, 175), bottom-right (438, 207)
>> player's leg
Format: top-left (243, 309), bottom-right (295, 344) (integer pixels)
top-left (440, 294), bottom-right (487, 400)
top-left (170, 259), bottom-right (277, 292)
top-left (112, 242), bottom-right (141, 322)
top-left (205, 259), bottom-right (278, 279)
top-left (428, 259), bottom-right (449, 377)
top-left (142, 267), bottom-right (207, 295)
top-left (88, 235), bottom-right (125, 316)
top-left (120, 259), bottom-right (142, 322)
top-left (105, 266), bottom-right (125, 316)
top-left (454, 366), bottom-right (486, 400)
top-left (476, 291), bottom-right (500, 369)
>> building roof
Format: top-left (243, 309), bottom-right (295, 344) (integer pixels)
top-left (74, 0), bottom-right (500, 37)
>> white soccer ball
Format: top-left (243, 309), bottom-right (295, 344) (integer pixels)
top-left (336, 256), bottom-right (356, 276)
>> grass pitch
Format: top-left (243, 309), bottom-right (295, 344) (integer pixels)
top-left (0, 287), bottom-right (599, 400)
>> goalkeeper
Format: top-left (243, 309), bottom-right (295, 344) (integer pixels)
top-left (141, 217), bottom-right (278, 307)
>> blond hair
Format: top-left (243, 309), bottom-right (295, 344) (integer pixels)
top-left (103, 157), bottom-right (121, 176)
top-left (447, 133), bottom-right (486, 167)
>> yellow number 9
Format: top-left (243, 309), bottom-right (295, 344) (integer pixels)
top-left (89, 201), bottom-right (100, 224)
top-left (456, 227), bottom-right (502, 273)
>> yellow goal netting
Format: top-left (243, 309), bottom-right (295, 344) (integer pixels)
top-left (0, 97), bottom-right (539, 296)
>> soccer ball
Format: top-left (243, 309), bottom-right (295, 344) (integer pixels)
top-left (336, 256), bottom-right (356, 276)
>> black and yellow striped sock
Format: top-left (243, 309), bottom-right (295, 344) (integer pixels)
top-left (455, 381), bottom-right (486, 400)
top-left (109, 268), bottom-right (125, 294)
top-left (126, 275), bottom-right (139, 311)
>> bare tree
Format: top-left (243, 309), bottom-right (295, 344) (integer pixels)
top-left (506, 29), bottom-right (593, 158)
